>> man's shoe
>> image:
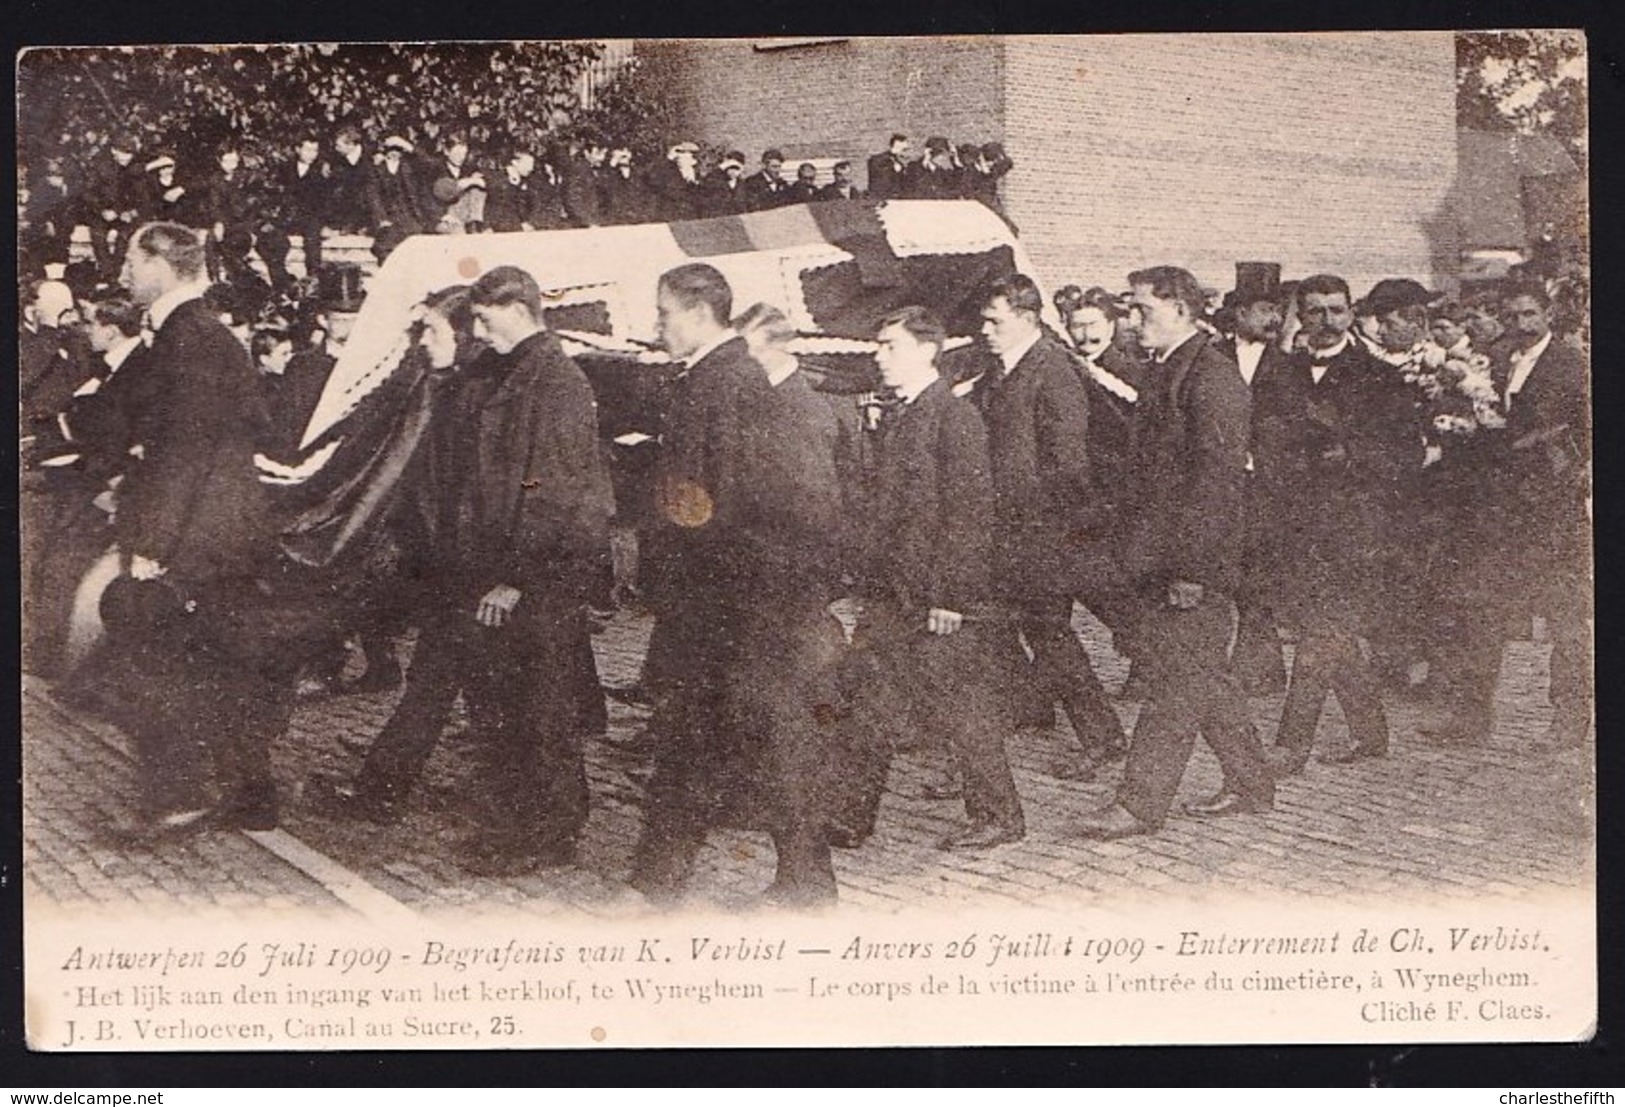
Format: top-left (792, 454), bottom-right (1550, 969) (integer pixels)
top-left (1073, 803), bottom-right (1149, 841)
top-left (1265, 746), bottom-right (1308, 778)
top-left (939, 820), bottom-right (1024, 851)
top-left (761, 879), bottom-right (838, 911)
top-left (305, 776), bottom-right (402, 826)
top-left (1182, 790), bottom-right (1271, 818)
top-left (1320, 744), bottom-right (1387, 765)
top-left (826, 819), bottom-right (873, 850)
top-left (111, 806), bottom-right (216, 845)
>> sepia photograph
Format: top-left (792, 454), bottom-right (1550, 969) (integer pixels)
top-left (16, 30), bottom-right (1596, 1052)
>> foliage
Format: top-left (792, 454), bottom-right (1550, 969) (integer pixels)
top-left (17, 42), bottom-right (625, 173)
top-left (1457, 30), bottom-right (1587, 171)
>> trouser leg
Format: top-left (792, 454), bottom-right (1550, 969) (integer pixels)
top-left (1023, 596), bottom-right (1124, 755)
top-left (356, 609), bottom-right (468, 803)
top-left (1275, 629), bottom-right (1332, 762)
top-left (914, 624), bottom-right (1022, 831)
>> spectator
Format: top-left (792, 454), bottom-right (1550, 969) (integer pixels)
top-left (327, 124), bottom-right (372, 235)
top-left (367, 135), bottom-right (432, 261)
top-left (561, 131), bottom-right (608, 228)
top-left (786, 162), bottom-right (820, 204)
top-left (743, 148), bottom-right (790, 211)
top-left (278, 133), bottom-right (332, 276)
top-left (815, 160), bottom-right (863, 202)
top-left (644, 140), bottom-right (702, 222)
top-left (481, 147), bottom-right (538, 234)
top-left (701, 150), bottom-right (750, 217)
top-left (866, 132), bottom-right (912, 200)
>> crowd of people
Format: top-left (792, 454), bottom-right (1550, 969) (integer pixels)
top-left (19, 122), bottom-right (1013, 303)
top-left (20, 171), bottom-right (1588, 908)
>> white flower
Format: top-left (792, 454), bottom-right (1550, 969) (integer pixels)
top-left (1420, 342), bottom-right (1449, 369)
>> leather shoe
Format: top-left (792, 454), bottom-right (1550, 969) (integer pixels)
top-left (1073, 803), bottom-right (1149, 840)
top-left (1320, 744), bottom-right (1387, 765)
top-left (1182, 790), bottom-right (1271, 818)
top-left (939, 821), bottom-right (1024, 851)
top-left (1265, 746), bottom-right (1308, 778)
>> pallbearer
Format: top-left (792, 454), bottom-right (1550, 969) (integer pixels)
top-left (839, 306), bottom-right (1025, 853)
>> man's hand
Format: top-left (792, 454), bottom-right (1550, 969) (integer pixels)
top-left (1168, 580), bottom-right (1204, 609)
top-left (927, 608), bottom-right (964, 636)
top-left (476, 584), bottom-right (522, 627)
top-left (129, 555), bottom-right (167, 581)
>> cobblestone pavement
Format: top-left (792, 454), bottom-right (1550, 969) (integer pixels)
top-left (23, 607), bottom-right (1594, 917)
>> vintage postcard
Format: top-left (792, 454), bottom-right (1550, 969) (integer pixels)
top-left (18, 31), bottom-right (1594, 1050)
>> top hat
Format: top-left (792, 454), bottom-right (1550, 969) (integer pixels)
top-left (1224, 261), bottom-right (1282, 310)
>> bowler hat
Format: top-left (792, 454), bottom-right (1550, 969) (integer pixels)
top-left (1359, 278), bottom-right (1441, 317)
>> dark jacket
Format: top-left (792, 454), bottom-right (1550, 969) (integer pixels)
top-left (751, 369), bottom-right (847, 602)
top-left (1491, 336), bottom-right (1590, 551)
top-left (115, 297), bottom-right (275, 581)
top-left (646, 335), bottom-right (778, 606)
top-left (815, 181), bottom-right (865, 203)
top-left (865, 152), bottom-right (910, 201)
top-left (1072, 343), bottom-right (1145, 520)
top-left (440, 330), bottom-right (615, 600)
top-left (968, 332), bottom-right (1100, 597)
top-left (1118, 330), bottom-right (1251, 596)
top-left (560, 158), bottom-right (605, 228)
top-left (857, 378), bottom-right (995, 614)
top-left (1251, 338), bottom-right (1420, 608)
top-left (742, 171), bottom-right (790, 211)
top-left (700, 173), bottom-right (751, 217)
top-left (279, 158), bottom-right (331, 227)
top-left (367, 159), bottom-right (431, 235)
top-left (326, 153), bottom-right (372, 232)
top-left (643, 159), bottom-right (702, 222)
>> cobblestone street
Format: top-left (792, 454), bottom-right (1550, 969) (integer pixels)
top-left (23, 607), bottom-right (1594, 918)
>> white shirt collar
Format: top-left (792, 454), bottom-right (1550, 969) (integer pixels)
top-left (1507, 332), bottom-right (1553, 399)
top-left (682, 330), bottom-right (737, 371)
top-left (1306, 334), bottom-right (1351, 362)
top-left (147, 281), bottom-right (209, 332)
top-left (998, 328), bottom-right (1043, 374)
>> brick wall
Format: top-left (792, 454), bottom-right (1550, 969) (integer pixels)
top-left (642, 33), bottom-right (1459, 302)
top-left (642, 37), bottom-right (1004, 185)
top-left (1000, 33), bottom-right (1460, 298)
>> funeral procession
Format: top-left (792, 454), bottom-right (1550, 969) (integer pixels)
top-left (19, 35), bottom-right (1592, 915)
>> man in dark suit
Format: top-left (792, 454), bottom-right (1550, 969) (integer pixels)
top-left (480, 147), bottom-right (538, 233)
top-left (1430, 281), bottom-right (1590, 747)
top-left (366, 135), bottom-right (432, 261)
top-left (327, 125), bottom-right (372, 235)
top-left (560, 134), bottom-right (608, 228)
top-left (962, 142), bottom-right (1015, 216)
top-left (1214, 263), bottom-right (1291, 693)
top-left (906, 137), bottom-right (960, 200)
top-left (1252, 274), bottom-right (1417, 773)
top-left (840, 306), bottom-right (1026, 851)
top-left (700, 152), bottom-right (750, 217)
top-left (866, 133), bottom-right (913, 201)
top-left (629, 264), bottom-right (819, 902)
top-left (970, 275), bottom-right (1125, 778)
top-left (643, 141), bottom-right (703, 222)
top-left (86, 133), bottom-right (147, 278)
top-left (1076, 266), bottom-right (1276, 839)
top-left (815, 160), bottom-right (864, 203)
top-left (278, 135), bottom-right (331, 277)
top-left (111, 222), bottom-right (290, 836)
top-left (742, 148), bottom-right (791, 211)
top-left (786, 162), bottom-right (821, 205)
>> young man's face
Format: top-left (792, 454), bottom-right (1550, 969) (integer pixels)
top-left (980, 296), bottom-right (1037, 358)
top-left (1430, 317), bottom-right (1468, 351)
top-left (833, 164), bottom-right (853, 185)
top-left (763, 158), bottom-right (784, 180)
top-left (219, 150), bottom-right (241, 174)
top-left (655, 286), bottom-right (708, 360)
top-left (1126, 284), bottom-right (1191, 355)
top-left (1376, 309), bottom-right (1427, 353)
top-left (120, 246), bottom-right (169, 307)
top-left (1464, 305), bottom-right (1503, 346)
top-left (471, 302), bottom-right (531, 355)
top-left (260, 339), bottom-right (295, 375)
top-left (874, 321), bottom-right (936, 389)
top-left (297, 140), bottom-right (319, 165)
top-left (797, 164), bottom-right (817, 184)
